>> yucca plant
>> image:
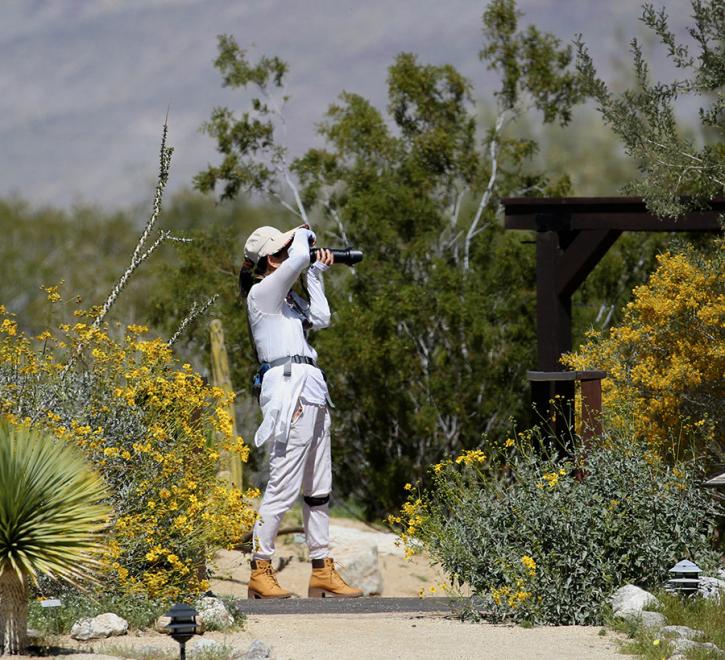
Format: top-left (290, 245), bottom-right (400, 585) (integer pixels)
top-left (0, 420), bottom-right (111, 655)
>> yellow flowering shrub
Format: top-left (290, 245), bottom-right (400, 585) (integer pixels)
top-left (563, 241), bottom-right (724, 456)
top-left (0, 302), bottom-right (257, 600)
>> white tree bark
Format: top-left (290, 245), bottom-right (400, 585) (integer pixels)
top-left (463, 110), bottom-right (511, 272)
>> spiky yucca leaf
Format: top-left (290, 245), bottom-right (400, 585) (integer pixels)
top-left (0, 420), bottom-right (111, 584)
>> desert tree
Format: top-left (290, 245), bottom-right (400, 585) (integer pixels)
top-left (575, 0), bottom-right (724, 218)
top-left (195, 0), bottom-right (587, 516)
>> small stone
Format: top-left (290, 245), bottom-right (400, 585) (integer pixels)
top-left (70, 612), bottom-right (128, 640)
top-left (243, 639), bottom-right (273, 660)
top-left (661, 625), bottom-right (703, 640)
top-left (670, 638), bottom-right (700, 653)
top-left (701, 642), bottom-right (722, 652)
top-left (195, 595), bottom-right (235, 630)
top-left (154, 615), bottom-right (171, 633)
top-left (609, 585), bottom-right (661, 616)
top-left (190, 638), bottom-right (229, 656)
top-left (136, 645), bottom-right (164, 656)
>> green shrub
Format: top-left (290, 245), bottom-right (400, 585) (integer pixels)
top-left (27, 591), bottom-right (166, 635)
top-left (397, 427), bottom-right (722, 625)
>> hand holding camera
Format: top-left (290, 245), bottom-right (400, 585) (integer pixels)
top-left (293, 225), bottom-right (364, 267)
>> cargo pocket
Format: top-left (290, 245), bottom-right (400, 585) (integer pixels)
top-left (291, 402), bottom-right (304, 426)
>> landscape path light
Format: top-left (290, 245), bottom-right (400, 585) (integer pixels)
top-left (665, 559), bottom-right (702, 596)
top-left (164, 603), bottom-right (200, 660)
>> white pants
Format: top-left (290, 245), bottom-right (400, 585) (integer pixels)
top-left (253, 400), bottom-right (332, 561)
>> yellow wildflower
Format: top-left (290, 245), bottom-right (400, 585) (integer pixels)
top-left (454, 449), bottom-right (487, 466)
top-left (542, 471), bottom-right (560, 488)
top-left (520, 555), bottom-right (537, 576)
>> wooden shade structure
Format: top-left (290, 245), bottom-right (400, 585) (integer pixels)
top-left (503, 197), bottom-right (723, 439)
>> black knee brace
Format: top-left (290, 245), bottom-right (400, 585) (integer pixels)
top-left (303, 493), bottom-right (330, 507)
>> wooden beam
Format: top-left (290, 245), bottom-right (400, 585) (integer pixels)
top-left (557, 228), bottom-right (622, 298)
top-left (504, 196), bottom-right (725, 232)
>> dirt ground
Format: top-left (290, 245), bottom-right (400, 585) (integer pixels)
top-left (17, 517), bottom-right (627, 659)
top-left (208, 517), bottom-right (448, 599)
top-left (21, 615), bottom-right (627, 660)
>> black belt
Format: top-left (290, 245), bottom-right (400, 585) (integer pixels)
top-left (251, 355), bottom-right (328, 405)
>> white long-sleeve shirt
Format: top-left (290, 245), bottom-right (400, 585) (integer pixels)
top-left (247, 228), bottom-right (331, 447)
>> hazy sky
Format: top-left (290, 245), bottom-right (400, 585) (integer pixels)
top-left (1, 0), bottom-right (692, 209)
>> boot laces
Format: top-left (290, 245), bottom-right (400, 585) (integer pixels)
top-left (329, 560), bottom-right (347, 586)
top-left (265, 565), bottom-right (282, 586)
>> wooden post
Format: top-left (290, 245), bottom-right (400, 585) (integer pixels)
top-left (527, 370), bottom-right (606, 452)
top-left (210, 319), bottom-right (243, 489)
top-left (580, 376), bottom-right (603, 445)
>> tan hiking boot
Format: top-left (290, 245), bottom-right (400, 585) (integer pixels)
top-left (248, 559), bottom-right (292, 599)
top-left (308, 557), bottom-right (363, 598)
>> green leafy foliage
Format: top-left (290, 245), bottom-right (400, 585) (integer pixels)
top-left (27, 591), bottom-right (165, 635)
top-left (194, 36), bottom-right (292, 202)
top-left (481, 0), bottom-right (583, 123)
top-left (0, 420), bottom-right (110, 584)
top-left (194, 4), bottom-right (588, 517)
top-left (0, 198), bottom-right (143, 333)
top-left (400, 429), bottom-right (722, 625)
top-left (575, 0), bottom-right (725, 218)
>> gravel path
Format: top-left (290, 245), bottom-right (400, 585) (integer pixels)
top-left (243, 613), bottom-right (627, 660)
top-left (36, 612), bottom-right (626, 660)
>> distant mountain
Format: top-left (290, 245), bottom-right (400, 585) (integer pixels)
top-left (0, 0), bottom-right (690, 209)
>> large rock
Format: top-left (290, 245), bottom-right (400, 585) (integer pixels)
top-left (333, 544), bottom-right (383, 596)
top-left (195, 596), bottom-right (235, 630)
top-left (329, 524), bottom-right (405, 557)
top-left (639, 611), bottom-right (666, 630)
top-left (698, 576), bottom-right (725, 601)
top-left (70, 613), bottom-right (128, 640)
top-left (670, 638), bottom-right (721, 655)
top-left (670, 638), bottom-right (700, 654)
top-left (609, 585), bottom-right (661, 617)
top-left (661, 625), bottom-right (703, 640)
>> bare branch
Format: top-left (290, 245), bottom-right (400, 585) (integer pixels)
top-left (323, 196), bottom-right (351, 246)
top-left (260, 84), bottom-right (311, 225)
top-left (268, 186), bottom-right (304, 219)
top-left (92, 122), bottom-right (173, 330)
top-left (167, 294), bottom-right (220, 347)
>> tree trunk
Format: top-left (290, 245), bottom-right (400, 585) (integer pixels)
top-left (0, 569), bottom-right (27, 655)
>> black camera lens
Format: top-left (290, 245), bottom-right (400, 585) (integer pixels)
top-left (309, 248), bottom-right (364, 267)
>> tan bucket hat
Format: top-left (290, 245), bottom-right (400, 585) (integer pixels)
top-left (244, 226), bottom-right (297, 265)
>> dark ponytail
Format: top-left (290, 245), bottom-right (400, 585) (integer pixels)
top-left (239, 257), bottom-right (269, 298)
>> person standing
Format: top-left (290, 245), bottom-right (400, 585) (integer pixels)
top-left (239, 224), bottom-right (362, 599)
